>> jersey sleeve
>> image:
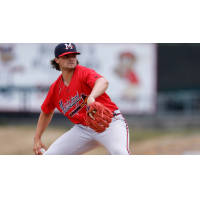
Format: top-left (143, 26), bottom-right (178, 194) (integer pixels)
top-left (41, 85), bottom-right (56, 114)
top-left (83, 68), bottom-right (104, 89)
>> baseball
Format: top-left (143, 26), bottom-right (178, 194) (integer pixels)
top-left (41, 148), bottom-right (46, 154)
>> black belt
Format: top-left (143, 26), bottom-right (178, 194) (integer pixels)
top-left (113, 112), bottom-right (122, 117)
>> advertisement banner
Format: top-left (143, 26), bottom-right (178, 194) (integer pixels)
top-left (0, 43), bottom-right (156, 114)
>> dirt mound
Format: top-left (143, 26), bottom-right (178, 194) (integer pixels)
top-left (1, 125), bottom-right (200, 155)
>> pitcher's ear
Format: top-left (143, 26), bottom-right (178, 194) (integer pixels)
top-left (55, 57), bottom-right (59, 64)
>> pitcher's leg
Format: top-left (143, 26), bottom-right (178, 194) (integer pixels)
top-left (94, 115), bottom-right (130, 155)
top-left (44, 125), bottom-right (100, 155)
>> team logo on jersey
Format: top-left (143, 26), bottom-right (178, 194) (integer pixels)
top-left (64, 43), bottom-right (74, 50)
top-left (59, 92), bottom-right (88, 116)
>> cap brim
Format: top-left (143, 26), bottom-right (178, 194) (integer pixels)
top-left (58, 52), bottom-right (81, 57)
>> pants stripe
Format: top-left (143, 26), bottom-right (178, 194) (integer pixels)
top-left (113, 112), bottom-right (130, 155)
top-left (122, 115), bottom-right (130, 155)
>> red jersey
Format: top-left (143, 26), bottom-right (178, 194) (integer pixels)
top-left (41, 65), bottom-right (118, 125)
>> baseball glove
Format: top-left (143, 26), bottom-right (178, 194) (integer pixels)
top-left (85, 102), bottom-right (113, 133)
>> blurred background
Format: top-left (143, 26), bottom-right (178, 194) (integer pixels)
top-left (0, 43), bottom-right (200, 155)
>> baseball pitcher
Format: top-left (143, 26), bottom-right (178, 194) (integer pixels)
top-left (33, 43), bottom-right (130, 155)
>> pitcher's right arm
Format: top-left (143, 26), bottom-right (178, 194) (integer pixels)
top-left (33, 110), bottom-right (54, 155)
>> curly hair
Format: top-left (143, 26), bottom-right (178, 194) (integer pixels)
top-left (50, 59), bottom-right (79, 71)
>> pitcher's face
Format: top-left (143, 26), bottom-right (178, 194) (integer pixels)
top-left (55, 54), bottom-right (77, 71)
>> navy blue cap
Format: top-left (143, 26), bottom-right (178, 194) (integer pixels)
top-left (54, 43), bottom-right (81, 58)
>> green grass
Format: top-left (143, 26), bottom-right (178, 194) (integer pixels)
top-left (1, 124), bottom-right (200, 143)
top-left (129, 128), bottom-right (200, 142)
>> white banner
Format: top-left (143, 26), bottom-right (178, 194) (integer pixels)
top-left (0, 43), bottom-right (157, 114)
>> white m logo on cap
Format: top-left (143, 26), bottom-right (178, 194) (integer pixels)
top-left (65, 43), bottom-right (74, 49)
